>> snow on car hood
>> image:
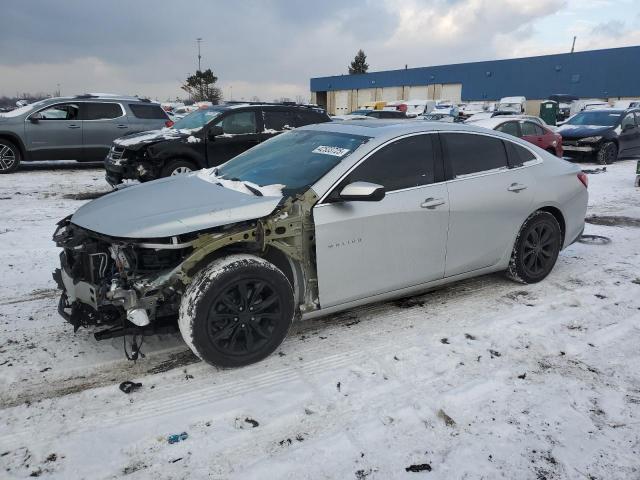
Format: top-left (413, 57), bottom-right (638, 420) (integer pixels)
top-left (556, 124), bottom-right (612, 139)
top-left (114, 127), bottom-right (202, 149)
top-left (71, 172), bottom-right (283, 239)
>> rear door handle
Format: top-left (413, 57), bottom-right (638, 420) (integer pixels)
top-left (67, 124), bottom-right (80, 129)
top-left (421, 197), bottom-right (445, 209)
top-left (507, 183), bottom-right (527, 192)
top-left (116, 124), bottom-right (128, 129)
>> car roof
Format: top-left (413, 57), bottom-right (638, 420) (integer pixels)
top-left (299, 119), bottom-right (511, 141)
top-left (470, 116), bottom-right (542, 129)
top-left (576, 108), bottom-right (626, 114)
top-left (39, 94), bottom-right (161, 104)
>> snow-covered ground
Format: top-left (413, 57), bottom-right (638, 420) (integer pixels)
top-left (0, 160), bottom-right (639, 479)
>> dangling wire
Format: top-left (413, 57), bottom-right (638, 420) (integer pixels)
top-left (123, 316), bottom-right (145, 362)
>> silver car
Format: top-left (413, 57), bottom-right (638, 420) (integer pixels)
top-left (53, 121), bottom-right (588, 367)
top-left (0, 94), bottom-right (170, 173)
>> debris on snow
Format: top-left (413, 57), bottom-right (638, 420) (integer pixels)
top-left (437, 409), bottom-right (456, 427)
top-left (118, 381), bottom-right (142, 394)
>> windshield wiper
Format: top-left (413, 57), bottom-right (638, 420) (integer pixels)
top-left (218, 176), bottom-right (263, 196)
top-left (243, 183), bottom-right (263, 197)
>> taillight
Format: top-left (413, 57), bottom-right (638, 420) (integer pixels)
top-left (165, 120), bottom-right (174, 128)
top-left (577, 172), bottom-right (588, 188)
top-left (397, 103), bottom-right (408, 112)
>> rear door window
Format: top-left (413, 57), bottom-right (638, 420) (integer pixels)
top-left (495, 121), bottom-right (520, 137)
top-left (263, 110), bottom-right (295, 131)
top-left (216, 111), bottom-right (257, 134)
top-left (505, 141), bottom-right (537, 168)
top-left (441, 132), bottom-right (509, 177)
top-left (344, 134), bottom-right (437, 191)
top-left (128, 104), bottom-right (168, 119)
top-left (521, 121), bottom-right (544, 136)
top-left (82, 102), bottom-right (123, 120)
top-left (295, 109), bottom-right (327, 126)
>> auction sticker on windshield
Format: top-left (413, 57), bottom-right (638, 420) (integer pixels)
top-left (312, 146), bottom-right (351, 157)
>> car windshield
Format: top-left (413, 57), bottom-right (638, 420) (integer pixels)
top-left (566, 111), bottom-right (621, 126)
top-left (172, 108), bottom-right (225, 130)
top-left (215, 130), bottom-right (370, 196)
top-left (0, 99), bottom-right (49, 117)
top-left (498, 103), bottom-right (520, 111)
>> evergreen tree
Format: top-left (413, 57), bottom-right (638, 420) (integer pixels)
top-left (181, 69), bottom-right (222, 103)
top-left (349, 49), bottom-right (369, 75)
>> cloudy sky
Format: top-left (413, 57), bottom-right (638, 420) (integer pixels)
top-left (1, 0), bottom-right (639, 102)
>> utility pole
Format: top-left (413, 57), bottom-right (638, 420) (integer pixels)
top-left (196, 37), bottom-right (203, 72)
top-left (196, 38), bottom-right (203, 100)
top-left (570, 36), bottom-right (576, 53)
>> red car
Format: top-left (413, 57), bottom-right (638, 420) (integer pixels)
top-left (470, 117), bottom-right (563, 157)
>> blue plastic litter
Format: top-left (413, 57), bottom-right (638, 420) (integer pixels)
top-left (167, 432), bottom-right (189, 444)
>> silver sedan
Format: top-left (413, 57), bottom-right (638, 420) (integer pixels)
top-left (54, 120), bottom-right (588, 367)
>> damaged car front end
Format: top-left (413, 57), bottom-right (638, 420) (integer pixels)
top-left (52, 163), bottom-right (324, 349)
top-left (52, 217), bottom-right (195, 339)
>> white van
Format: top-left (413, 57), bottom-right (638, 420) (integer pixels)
top-left (569, 99), bottom-right (609, 117)
top-left (432, 101), bottom-right (459, 117)
top-left (497, 96), bottom-right (526, 114)
top-left (612, 99), bottom-right (640, 109)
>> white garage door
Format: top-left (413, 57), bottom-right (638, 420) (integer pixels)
top-left (441, 83), bottom-right (462, 102)
top-left (407, 85), bottom-right (428, 100)
top-left (381, 87), bottom-right (400, 102)
top-left (357, 88), bottom-right (376, 108)
top-left (334, 90), bottom-right (349, 115)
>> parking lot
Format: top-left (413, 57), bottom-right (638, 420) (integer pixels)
top-left (1, 159), bottom-right (639, 479)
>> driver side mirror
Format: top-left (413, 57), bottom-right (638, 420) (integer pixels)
top-left (208, 125), bottom-right (223, 139)
top-left (29, 112), bottom-right (42, 123)
top-left (337, 181), bottom-right (385, 202)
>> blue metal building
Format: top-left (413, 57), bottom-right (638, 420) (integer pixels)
top-left (310, 45), bottom-right (640, 113)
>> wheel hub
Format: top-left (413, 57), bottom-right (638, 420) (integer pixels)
top-left (0, 144), bottom-right (16, 171)
top-left (206, 279), bottom-right (281, 356)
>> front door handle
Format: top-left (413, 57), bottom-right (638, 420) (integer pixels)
top-left (67, 124), bottom-right (80, 129)
top-left (421, 197), bottom-right (445, 209)
top-left (116, 124), bottom-right (128, 129)
top-left (507, 183), bottom-right (527, 192)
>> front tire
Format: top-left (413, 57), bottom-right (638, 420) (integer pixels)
top-left (0, 140), bottom-right (21, 174)
top-left (161, 158), bottom-right (196, 178)
top-left (596, 141), bottom-right (617, 165)
top-left (178, 255), bottom-right (295, 368)
top-left (507, 211), bottom-right (562, 284)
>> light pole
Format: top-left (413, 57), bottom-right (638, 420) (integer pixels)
top-left (196, 37), bottom-right (202, 72)
top-left (196, 38), bottom-right (203, 100)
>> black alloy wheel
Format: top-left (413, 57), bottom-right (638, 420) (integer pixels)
top-left (179, 255), bottom-right (294, 368)
top-left (206, 279), bottom-right (282, 357)
top-left (507, 211), bottom-right (561, 284)
top-left (521, 222), bottom-right (556, 277)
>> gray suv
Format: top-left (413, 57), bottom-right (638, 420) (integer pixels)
top-left (0, 94), bottom-right (170, 173)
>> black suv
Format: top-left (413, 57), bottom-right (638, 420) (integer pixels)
top-left (557, 108), bottom-right (640, 164)
top-left (105, 103), bottom-right (330, 185)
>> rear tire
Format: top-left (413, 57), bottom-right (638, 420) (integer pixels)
top-left (161, 158), bottom-right (197, 178)
top-left (506, 211), bottom-right (562, 284)
top-left (178, 255), bottom-right (295, 368)
top-left (0, 140), bottom-right (21, 174)
top-left (596, 142), bottom-right (617, 165)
